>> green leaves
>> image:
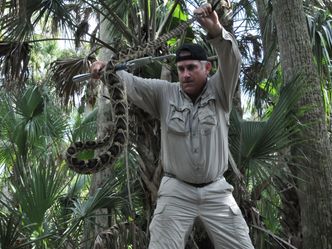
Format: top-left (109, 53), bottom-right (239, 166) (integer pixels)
top-left (12, 160), bottom-right (68, 227)
top-left (0, 0), bottom-right (75, 41)
top-left (307, 5), bottom-right (332, 77)
top-left (0, 194), bottom-right (25, 249)
top-left (229, 75), bottom-right (304, 177)
top-left (70, 183), bottom-right (123, 220)
top-left (228, 76), bottom-right (305, 243)
top-left (6, 85), bottom-right (67, 159)
top-left (306, 2), bottom-right (332, 118)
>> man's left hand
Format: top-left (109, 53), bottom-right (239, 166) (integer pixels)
top-left (194, 3), bottom-right (223, 38)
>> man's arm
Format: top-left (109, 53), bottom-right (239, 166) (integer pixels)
top-left (90, 61), bottom-right (166, 118)
top-left (210, 29), bottom-right (242, 113)
top-left (195, 3), bottom-right (241, 112)
top-left (116, 70), bottom-right (168, 118)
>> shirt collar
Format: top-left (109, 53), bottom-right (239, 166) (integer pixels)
top-left (178, 78), bottom-right (211, 104)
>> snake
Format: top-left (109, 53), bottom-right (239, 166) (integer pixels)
top-left (66, 1), bottom-right (232, 174)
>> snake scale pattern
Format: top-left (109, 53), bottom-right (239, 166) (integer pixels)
top-left (66, 1), bottom-right (232, 174)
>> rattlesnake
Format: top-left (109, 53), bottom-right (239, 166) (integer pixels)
top-left (66, 0), bottom-right (232, 174)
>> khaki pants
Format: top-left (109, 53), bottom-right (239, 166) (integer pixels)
top-left (148, 176), bottom-right (255, 249)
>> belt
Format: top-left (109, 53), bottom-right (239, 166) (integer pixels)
top-left (163, 172), bottom-right (213, 188)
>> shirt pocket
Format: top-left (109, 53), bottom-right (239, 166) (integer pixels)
top-left (167, 102), bottom-right (190, 135)
top-left (198, 99), bottom-right (217, 135)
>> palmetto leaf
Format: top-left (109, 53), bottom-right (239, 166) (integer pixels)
top-left (229, 75), bottom-right (304, 178)
top-left (11, 158), bottom-right (68, 227)
top-left (305, 1), bottom-right (332, 118)
top-left (307, 6), bottom-right (332, 79)
top-left (228, 76), bottom-right (304, 247)
top-left (0, 187), bottom-right (62, 248)
top-left (11, 85), bottom-right (67, 157)
top-left (84, 0), bottom-right (139, 45)
top-left (70, 108), bottom-right (98, 141)
top-left (0, 42), bottom-right (31, 89)
top-left (0, 193), bottom-right (26, 249)
top-left (49, 55), bottom-right (96, 106)
top-left (0, 92), bottom-right (18, 165)
top-left (0, 213), bottom-right (23, 249)
top-left (0, 0), bottom-right (75, 41)
top-left (62, 175), bottom-right (127, 238)
top-left (60, 154), bottom-right (146, 242)
top-left (0, 84), bottom-right (68, 168)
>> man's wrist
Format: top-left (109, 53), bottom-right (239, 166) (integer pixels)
top-left (207, 24), bottom-right (223, 38)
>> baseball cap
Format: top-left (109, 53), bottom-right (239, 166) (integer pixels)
top-left (175, 43), bottom-right (208, 62)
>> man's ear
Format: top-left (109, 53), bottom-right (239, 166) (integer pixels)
top-left (205, 61), bottom-right (212, 73)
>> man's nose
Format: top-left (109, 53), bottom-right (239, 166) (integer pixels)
top-left (182, 68), bottom-right (191, 77)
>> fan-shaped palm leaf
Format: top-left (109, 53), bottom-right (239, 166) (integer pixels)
top-left (49, 55), bottom-right (96, 105)
top-left (12, 159), bottom-right (68, 227)
top-left (62, 172), bottom-right (129, 237)
top-left (230, 75), bottom-right (304, 180)
top-left (0, 85), bottom-right (68, 164)
top-left (0, 0), bottom-right (75, 41)
top-left (9, 85), bottom-right (67, 159)
top-left (229, 76), bottom-right (305, 248)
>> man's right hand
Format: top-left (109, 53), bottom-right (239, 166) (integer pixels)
top-left (90, 61), bottom-right (106, 79)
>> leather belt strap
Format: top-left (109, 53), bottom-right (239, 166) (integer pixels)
top-left (164, 172), bottom-right (213, 188)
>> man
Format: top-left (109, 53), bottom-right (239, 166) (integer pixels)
top-left (91, 3), bottom-right (254, 249)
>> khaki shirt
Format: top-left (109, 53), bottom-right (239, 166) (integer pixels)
top-left (117, 28), bottom-right (241, 184)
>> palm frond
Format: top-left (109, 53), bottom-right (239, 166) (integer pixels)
top-left (0, 0), bottom-right (75, 41)
top-left (0, 194), bottom-right (27, 249)
top-left (99, 0), bottom-right (139, 44)
top-left (12, 86), bottom-right (67, 155)
top-left (60, 149), bottom-right (146, 244)
top-left (11, 158), bottom-right (69, 227)
top-left (48, 55), bottom-right (96, 106)
top-left (229, 75), bottom-right (304, 176)
top-left (61, 175), bottom-right (126, 239)
top-left (0, 42), bottom-right (31, 90)
top-left (0, 213), bottom-right (24, 249)
top-left (0, 92), bottom-right (18, 165)
top-left (306, 3), bottom-right (332, 81)
top-left (229, 75), bottom-right (305, 248)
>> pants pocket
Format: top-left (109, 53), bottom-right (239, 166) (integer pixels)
top-left (229, 204), bottom-right (254, 248)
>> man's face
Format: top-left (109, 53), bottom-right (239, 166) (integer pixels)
top-left (177, 57), bottom-right (211, 100)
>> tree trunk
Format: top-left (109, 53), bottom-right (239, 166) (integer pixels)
top-left (272, 0), bottom-right (332, 248)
